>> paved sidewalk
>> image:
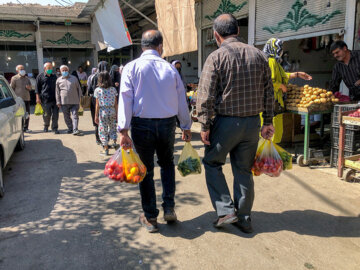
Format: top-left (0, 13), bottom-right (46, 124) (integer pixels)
top-left (0, 111), bottom-right (359, 270)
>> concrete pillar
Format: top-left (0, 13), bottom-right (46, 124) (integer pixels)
top-left (248, 0), bottom-right (256, 46)
top-left (93, 48), bottom-right (98, 67)
top-left (35, 20), bottom-right (44, 73)
top-left (344, 0), bottom-right (356, 49)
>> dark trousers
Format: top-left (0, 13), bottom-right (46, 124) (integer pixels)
top-left (90, 96), bottom-right (100, 142)
top-left (131, 116), bottom-right (177, 219)
top-left (203, 115), bottom-right (260, 219)
top-left (42, 102), bottom-right (59, 131)
top-left (24, 101), bottom-right (30, 130)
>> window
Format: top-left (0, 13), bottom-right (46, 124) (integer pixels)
top-left (0, 79), bottom-right (13, 98)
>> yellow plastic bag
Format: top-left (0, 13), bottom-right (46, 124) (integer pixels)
top-left (34, 103), bottom-right (44, 116)
top-left (252, 138), bottom-right (283, 177)
top-left (274, 144), bottom-right (292, 171)
top-left (177, 142), bottom-right (201, 177)
top-left (121, 148), bottom-right (147, 184)
top-left (78, 105), bottom-right (84, 116)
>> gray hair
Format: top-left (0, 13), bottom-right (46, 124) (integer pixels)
top-left (213, 14), bottom-right (238, 38)
top-left (141, 30), bottom-right (163, 49)
top-left (16, 65), bottom-right (24, 71)
top-left (60, 65), bottom-right (69, 70)
top-left (44, 62), bottom-right (52, 69)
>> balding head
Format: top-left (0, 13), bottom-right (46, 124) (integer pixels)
top-left (213, 14), bottom-right (239, 38)
top-left (16, 65), bottom-right (24, 71)
top-left (141, 30), bottom-right (163, 51)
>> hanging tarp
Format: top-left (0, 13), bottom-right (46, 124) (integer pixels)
top-left (155, 0), bottom-right (198, 57)
top-left (201, 0), bottom-right (249, 29)
top-left (255, 0), bottom-right (346, 45)
top-left (94, 0), bottom-right (132, 52)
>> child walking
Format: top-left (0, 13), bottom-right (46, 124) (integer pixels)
top-left (94, 71), bottom-right (118, 156)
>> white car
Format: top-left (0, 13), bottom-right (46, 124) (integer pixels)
top-left (0, 75), bottom-right (25, 197)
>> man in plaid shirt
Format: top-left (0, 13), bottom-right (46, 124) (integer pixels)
top-left (196, 14), bottom-right (275, 233)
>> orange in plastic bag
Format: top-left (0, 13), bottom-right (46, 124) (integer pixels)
top-left (104, 148), bottom-right (146, 184)
top-left (252, 138), bottom-right (283, 177)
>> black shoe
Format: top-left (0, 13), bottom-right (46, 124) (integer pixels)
top-left (44, 128), bottom-right (48, 132)
top-left (163, 208), bottom-right (177, 223)
top-left (232, 217), bottom-right (253, 234)
top-left (53, 130), bottom-right (59, 134)
top-left (96, 140), bottom-right (102, 145)
top-left (67, 130), bottom-right (73, 134)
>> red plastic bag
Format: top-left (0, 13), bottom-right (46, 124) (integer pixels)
top-left (104, 148), bottom-right (147, 184)
top-left (252, 139), bottom-right (283, 177)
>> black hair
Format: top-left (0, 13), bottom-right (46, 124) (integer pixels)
top-left (78, 66), bottom-right (83, 69)
top-left (213, 14), bottom-right (238, 38)
top-left (98, 71), bottom-right (112, 89)
top-left (141, 30), bottom-right (163, 49)
top-left (330, 40), bottom-right (348, 52)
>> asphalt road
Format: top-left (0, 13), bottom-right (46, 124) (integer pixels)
top-left (0, 111), bottom-right (359, 270)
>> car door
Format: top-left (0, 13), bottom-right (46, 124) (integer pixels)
top-left (0, 79), bottom-right (19, 164)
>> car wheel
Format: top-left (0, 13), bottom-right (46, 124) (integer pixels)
top-left (0, 161), bottom-right (4, 198)
top-left (15, 125), bottom-right (25, 151)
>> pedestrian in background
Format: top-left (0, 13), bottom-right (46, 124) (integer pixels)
top-left (89, 61), bottom-right (110, 145)
top-left (55, 67), bottom-right (61, 78)
top-left (35, 62), bottom-right (59, 134)
top-left (94, 71), bottom-right (118, 156)
top-left (110, 65), bottom-right (121, 94)
top-left (10, 64), bottom-right (32, 132)
top-left (87, 67), bottom-right (97, 91)
top-left (197, 14), bottom-right (275, 233)
top-left (56, 65), bottom-right (83, 136)
top-left (118, 30), bottom-right (192, 233)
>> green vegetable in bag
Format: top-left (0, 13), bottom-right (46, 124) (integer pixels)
top-left (177, 142), bottom-right (201, 177)
top-left (34, 103), bottom-right (44, 116)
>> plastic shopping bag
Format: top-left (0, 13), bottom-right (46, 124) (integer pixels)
top-left (177, 142), bottom-right (201, 177)
top-left (104, 148), bottom-right (147, 184)
top-left (122, 148), bottom-right (147, 184)
top-left (34, 103), bottom-right (44, 116)
top-left (252, 138), bottom-right (283, 177)
top-left (78, 105), bottom-right (84, 116)
top-left (274, 144), bottom-right (293, 171)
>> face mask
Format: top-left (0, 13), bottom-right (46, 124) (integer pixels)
top-left (62, 71), bottom-right (69, 77)
top-left (46, 69), bottom-right (53, 75)
top-left (19, 70), bottom-right (26, 76)
top-left (56, 72), bottom-right (61, 76)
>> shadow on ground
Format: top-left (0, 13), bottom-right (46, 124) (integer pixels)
top-left (0, 139), bottom-right (178, 269)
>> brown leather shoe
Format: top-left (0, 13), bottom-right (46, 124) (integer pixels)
top-left (139, 213), bottom-right (158, 233)
top-left (213, 213), bottom-right (238, 228)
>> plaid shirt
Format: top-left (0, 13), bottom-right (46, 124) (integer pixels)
top-left (196, 37), bottom-right (274, 131)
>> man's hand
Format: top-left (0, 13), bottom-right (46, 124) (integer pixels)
top-left (182, 130), bottom-right (192, 142)
top-left (36, 97), bottom-right (41, 104)
top-left (57, 104), bottom-right (61, 109)
top-left (26, 85), bottom-right (32, 90)
top-left (261, 124), bottom-right (275, 140)
top-left (95, 116), bottom-right (99, 125)
top-left (115, 82), bottom-right (120, 87)
top-left (201, 130), bottom-right (210, 145)
top-left (355, 80), bottom-right (360, 86)
top-left (119, 130), bottom-right (132, 149)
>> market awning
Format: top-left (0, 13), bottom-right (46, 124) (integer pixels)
top-left (80, 0), bottom-right (132, 52)
top-left (155, 0), bottom-right (198, 57)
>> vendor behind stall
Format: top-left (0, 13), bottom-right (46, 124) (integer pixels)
top-left (262, 38), bottom-right (312, 143)
top-left (329, 41), bottom-right (360, 101)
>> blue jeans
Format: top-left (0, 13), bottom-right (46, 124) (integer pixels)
top-left (131, 116), bottom-right (177, 219)
top-left (203, 115), bottom-right (260, 219)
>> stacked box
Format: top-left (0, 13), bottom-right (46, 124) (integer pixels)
top-left (330, 104), bottom-right (360, 167)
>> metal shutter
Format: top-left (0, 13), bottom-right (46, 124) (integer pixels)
top-left (201, 0), bottom-right (249, 29)
top-left (255, 0), bottom-right (346, 45)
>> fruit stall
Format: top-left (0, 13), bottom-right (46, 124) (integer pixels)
top-left (285, 84), bottom-right (339, 166)
top-left (337, 107), bottom-right (360, 181)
